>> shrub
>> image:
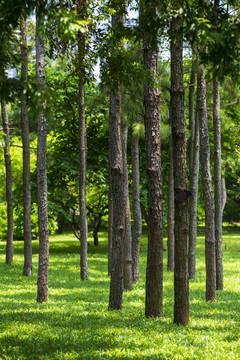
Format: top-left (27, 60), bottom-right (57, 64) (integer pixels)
top-left (0, 202), bottom-right (58, 241)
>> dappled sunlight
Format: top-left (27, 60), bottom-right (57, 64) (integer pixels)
top-left (0, 231), bottom-right (239, 359)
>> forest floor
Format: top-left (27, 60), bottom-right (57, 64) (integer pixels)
top-left (0, 228), bottom-right (239, 359)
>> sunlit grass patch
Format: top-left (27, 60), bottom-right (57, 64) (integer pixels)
top-left (0, 229), bottom-right (239, 359)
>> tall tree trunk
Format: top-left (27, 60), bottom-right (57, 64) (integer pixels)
top-left (141, 1), bottom-right (164, 318)
top-left (1, 99), bottom-right (14, 265)
top-left (108, 178), bottom-right (113, 275)
top-left (131, 127), bottom-right (142, 283)
top-left (77, 0), bottom-right (88, 281)
top-left (167, 130), bottom-right (174, 271)
top-left (108, 4), bottom-right (126, 310)
top-left (122, 121), bottom-right (132, 291)
top-left (108, 89), bottom-right (124, 309)
top-left (197, 68), bottom-right (216, 302)
top-left (20, 16), bottom-right (32, 276)
top-left (78, 77), bottom-right (88, 281)
top-left (213, 80), bottom-right (223, 290)
top-left (36, 6), bottom-right (49, 303)
top-left (171, 15), bottom-right (189, 326)
top-left (188, 61), bottom-right (199, 279)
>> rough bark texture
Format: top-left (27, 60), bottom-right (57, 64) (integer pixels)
top-left (108, 180), bottom-right (113, 275)
top-left (131, 128), bottom-right (142, 283)
top-left (141, 1), bottom-right (163, 318)
top-left (122, 122), bottom-right (132, 291)
top-left (189, 63), bottom-right (196, 174)
top-left (188, 62), bottom-right (199, 279)
top-left (77, 0), bottom-right (88, 281)
top-left (167, 131), bottom-right (175, 271)
top-left (213, 80), bottom-right (223, 290)
top-left (171, 16), bottom-right (189, 326)
top-left (36, 7), bottom-right (49, 303)
top-left (1, 100), bottom-right (14, 265)
top-left (21, 16), bottom-right (32, 276)
top-left (108, 5), bottom-right (126, 309)
top-left (108, 89), bottom-right (125, 310)
top-left (197, 68), bottom-right (216, 302)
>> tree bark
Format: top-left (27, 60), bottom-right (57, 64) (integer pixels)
top-left (167, 130), bottom-right (174, 272)
top-left (1, 99), bottom-right (14, 265)
top-left (108, 4), bottom-right (126, 309)
top-left (20, 16), bottom-right (32, 276)
top-left (141, 1), bottom-right (164, 318)
top-left (213, 80), bottom-right (223, 290)
top-left (188, 61), bottom-right (199, 279)
top-left (108, 89), bottom-right (125, 310)
top-left (131, 127), bottom-right (142, 283)
top-left (78, 78), bottom-right (88, 280)
top-left (108, 180), bottom-right (113, 275)
top-left (36, 5), bottom-right (49, 303)
top-left (76, 0), bottom-right (88, 281)
top-left (171, 15), bottom-right (189, 326)
top-left (197, 68), bottom-right (216, 302)
top-left (122, 121), bottom-right (132, 291)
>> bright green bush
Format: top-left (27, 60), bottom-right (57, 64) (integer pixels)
top-left (0, 202), bottom-right (58, 240)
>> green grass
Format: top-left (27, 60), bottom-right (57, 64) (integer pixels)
top-left (0, 230), bottom-right (239, 360)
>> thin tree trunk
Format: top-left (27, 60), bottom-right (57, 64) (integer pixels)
top-left (171, 15), bottom-right (189, 326)
top-left (131, 127), bottom-right (142, 283)
top-left (213, 80), bottom-right (223, 290)
top-left (167, 130), bottom-right (174, 271)
top-left (108, 181), bottom-right (113, 275)
top-left (189, 62), bottom-right (196, 174)
top-left (221, 177), bottom-right (227, 215)
top-left (197, 68), bottom-right (216, 302)
top-left (141, 1), bottom-right (164, 318)
top-left (108, 4), bottom-right (126, 309)
top-left (20, 16), bottom-right (32, 276)
top-left (1, 99), bottom-right (14, 265)
top-left (36, 6), bottom-right (49, 303)
top-left (122, 121), bottom-right (132, 291)
top-left (188, 61), bottom-right (199, 279)
top-left (77, 0), bottom-right (88, 281)
top-left (78, 77), bottom-right (88, 280)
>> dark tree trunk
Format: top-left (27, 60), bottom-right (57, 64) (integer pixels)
top-left (141, 1), bottom-right (163, 318)
top-left (188, 61), bottom-right (199, 279)
top-left (171, 16), bottom-right (189, 326)
top-left (122, 122), bottom-right (132, 291)
top-left (108, 2), bottom-right (126, 310)
top-left (189, 62), bottom-right (196, 175)
top-left (167, 130), bottom-right (174, 271)
top-left (77, 0), bottom-right (88, 281)
top-left (36, 6), bottom-right (49, 303)
top-left (93, 214), bottom-right (104, 246)
top-left (131, 127), bottom-right (142, 283)
top-left (197, 68), bottom-right (216, 302)
top-left (93, 228), bottom-right (99, 246)
top-left (108, 90), bottom-right (125, 310)
top-left (140, 203), bottom-right (148, 225)
top-left (1, 99), bottom-right (14, 265)
top-left (20, 16), bottom-right (32, 276)
top-left (213, 80), bottom-right (223, 290)
top-left (108, 184), bottom-right (113, 275)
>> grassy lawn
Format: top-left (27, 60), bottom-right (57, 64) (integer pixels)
top-left (0, 229), bottom-right (239, 359)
